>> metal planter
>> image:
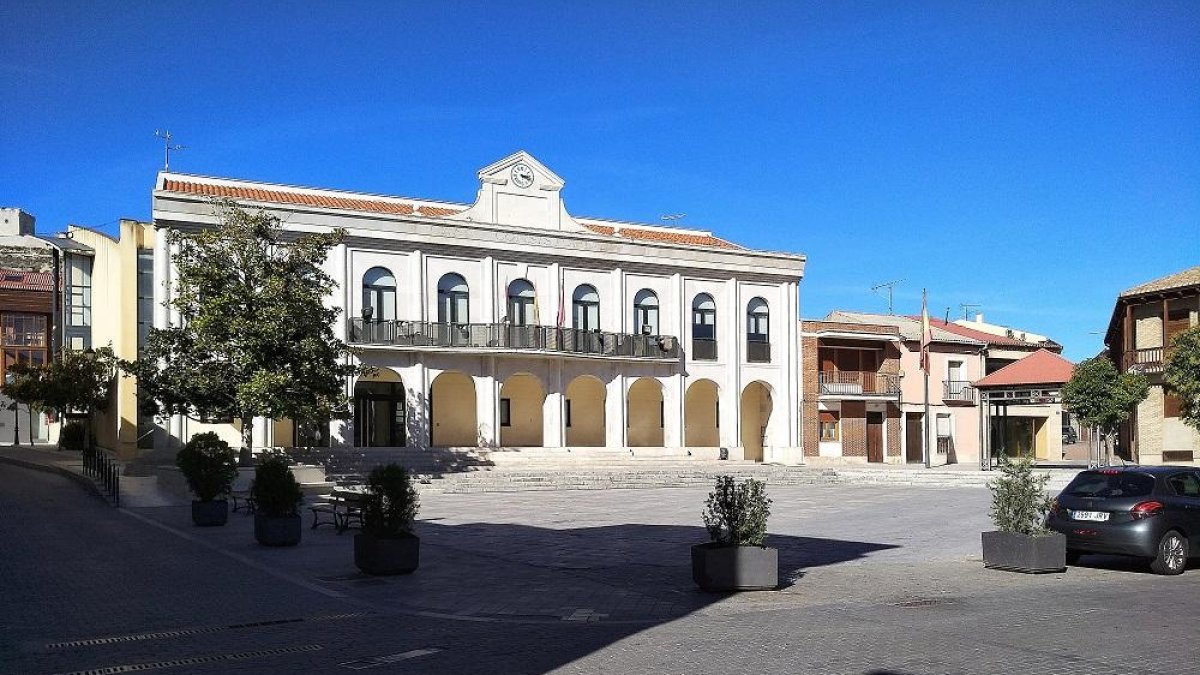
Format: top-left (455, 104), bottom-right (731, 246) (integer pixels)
top-left (254, 514), bottom-right (302, 547)
top-left (354, 532), bottom-right (420, 575)
top-left (981, 531), bottom-right (1066, 574)
top-left (191, 499), bottom-right (229, 527)
top-left (691, 542), bottom-right (779, 591)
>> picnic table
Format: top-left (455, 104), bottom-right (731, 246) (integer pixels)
top-left (308, 487), bottom-right (367, 534)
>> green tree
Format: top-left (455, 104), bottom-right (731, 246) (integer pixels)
top-left (1164, 325), bottom-right (1200, 433)
top-left (2, 347), bottom-right (118, 447)
top-left (1062, 355), bottom-right (1149, 461)
top-left (121, 202), bottom-right (361, 455)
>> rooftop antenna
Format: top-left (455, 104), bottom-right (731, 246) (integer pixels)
top-left (870, 279), bottom-right (903, 314)
top-left (155, 129), bottom-right (186, 170)
top-left (659, 213), bottom-right (686, 222)
top-left (960, 303), bottom-right (981, 321)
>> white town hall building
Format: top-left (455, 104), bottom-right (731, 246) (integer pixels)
top-left (149, 152), bottom-right (807, 464)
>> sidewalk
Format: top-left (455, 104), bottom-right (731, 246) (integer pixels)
top-left (0, 443), bottom-right (182, 507)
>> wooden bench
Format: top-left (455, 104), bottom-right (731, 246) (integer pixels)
top-left (308, 490), bottom-right (367, 534)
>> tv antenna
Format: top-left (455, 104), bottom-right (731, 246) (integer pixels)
top-left (155, 129), bottom-right (186, 170)
top-left (659, 213), bottom-right (686, 222)
top-left (871, 279), bottom-right (903, 314)
top-left (960, 303), bottom-right (981, 320)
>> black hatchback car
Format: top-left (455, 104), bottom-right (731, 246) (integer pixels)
top-left (1048, 466), bottom-right (1200, 575)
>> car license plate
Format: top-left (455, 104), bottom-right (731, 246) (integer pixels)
top-left (1071, 510), bottom-right (1109, 522)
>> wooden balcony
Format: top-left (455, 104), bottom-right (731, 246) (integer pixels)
top-left (1122, 347), bottom-right (1164, 373)
top-left (349, 319), bottom-right (680, 360)
top-left (817, 371), bottom-right (900, 396)
top-left (943, 380), bottom-right (977, 404)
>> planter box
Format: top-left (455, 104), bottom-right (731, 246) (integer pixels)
top-left (191, 499), bottom-right (229, 527)
top-left (691, 542), bottom-right (778, 592)
top-left (355, 533), bottom-right (420, 575)
top-left (254, 514), bottom-right (302, 547)
top-left (981, 531), bottom-right (1066, 574)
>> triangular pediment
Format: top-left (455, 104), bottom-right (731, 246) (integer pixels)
top-left (451, 151), bottom-right (585, 232)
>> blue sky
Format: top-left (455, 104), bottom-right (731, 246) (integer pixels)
top-left (2, 1), bottom-right (1196, 361)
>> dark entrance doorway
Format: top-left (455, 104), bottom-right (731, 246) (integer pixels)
top-left (905, 412), bottom-right (923, 463)
top-left (867, 412), bottom-right (884, 463)
top-left (354, 380), bottom-right (406, 447)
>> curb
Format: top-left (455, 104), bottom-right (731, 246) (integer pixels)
top-left (0, 452), bottom-right (110, 504)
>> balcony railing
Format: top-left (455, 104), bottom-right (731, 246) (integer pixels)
top-left (747, 341), bottom-right (771, 363)
top-left (817, 371), bottom-right (900, 396)
top-left (693, 338), bottom-right (717, 361)
top-left (349, 319), bottom-right (680, 360)
top-left (943, 380), bottom-right (976, 403)
top-left (1123, 347), bottom-right (1164, 372)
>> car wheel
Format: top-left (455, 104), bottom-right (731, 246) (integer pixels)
top-left (1149, 531), bottom-right (1188, 576)
top-left (1066, 549), bottom-right (1081, 565)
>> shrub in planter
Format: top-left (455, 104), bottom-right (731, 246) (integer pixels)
top-left (982, 456), bottom-right (1065, 573)
top-left (355, 463), bottom-right (421, 575)
top-left (251, 455), bottom-right (303, 547)
top-left (58, 420), bottom-right (87, 452)
top-left (176, 432), bottom-right (238, 526)
top-left (692, 475), bottom-right (778, 591)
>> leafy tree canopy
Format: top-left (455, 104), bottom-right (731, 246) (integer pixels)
top-left (122, 202), bottom-right (361, 450)
top-left (1062, 356), bottom-right (1149, 451)
top-left (2, 346), bottom-right (117, 415)
top-left (1164, 325), bottom-right (1200, 433)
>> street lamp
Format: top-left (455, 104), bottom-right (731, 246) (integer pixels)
top-left (4, 372), bottom-right (19, 447)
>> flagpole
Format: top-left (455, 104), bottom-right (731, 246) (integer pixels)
top-left (922, 288), bottom-right (931, 469)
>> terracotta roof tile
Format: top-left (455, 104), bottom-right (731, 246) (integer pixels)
top-left (923, 317), bottom-right (1058, 350)
top-left (1121, 265), bottom-right (1200, 298)
top-left (163, 179), bottom-right (428, 216)
top-left (416, 205), bottom-right (459, 217)
top-left (581, 222), bottom-right (737, 249)
top-left (973, 349), bottom-right (1074, 388)
top-left (0, 269), bottom-right (53, 292)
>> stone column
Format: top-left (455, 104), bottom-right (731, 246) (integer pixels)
top-left (605, 372), bottom-right (626, 448)
top-left (474, 357), bottom-right (499, 448)
top-left (543, 359), bottom-right (565, 447)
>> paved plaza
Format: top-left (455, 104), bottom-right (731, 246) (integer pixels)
top-left (2, 462), bottom-right (1198, 675)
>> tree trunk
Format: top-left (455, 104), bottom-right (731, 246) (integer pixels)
top-left (239, 414), bottom-right (255, 465)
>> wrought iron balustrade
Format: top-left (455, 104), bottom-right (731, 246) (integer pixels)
top-left (349, 319), bottom-right (680, 360)
top-left (746, 341), bottom-right (771, 363)
top-left (692, 338), bottom-right (718, 361)
top-left (943, 380), bottom-right (976, 403)
top-left (817, 370), bottom-right (900, 395)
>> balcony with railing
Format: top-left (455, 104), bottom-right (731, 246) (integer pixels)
top-left (943, 380), bottom-right (977, 404)
top-left (746, 340), bottom-right (771, 363)
top-left (692, 338), bottom-right (717, 361)
top-left (817, 370), bottom-right (900, 396)
top-left (1122, 347), bottom-right (1164, 373)
top-left (349, 319), bottom-right (680, 360)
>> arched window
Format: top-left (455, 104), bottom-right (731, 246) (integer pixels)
top-left (572, 284), bottom-right (600, 331)
top-left (746, 297), bottom-right (769, 343)
top-left (692, 293), bottom-right (716, 340)
top-left (437, 273), bottom-right (469, 325)
top-left (507, 279), bottom-right (536, 326)
top-left (362, 267), bottom-right (396, 322)
top-left (633, 289), bottom-right (659, 335)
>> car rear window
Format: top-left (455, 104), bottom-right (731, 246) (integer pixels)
top-left (1064, 471), bottom-right (1156, 498)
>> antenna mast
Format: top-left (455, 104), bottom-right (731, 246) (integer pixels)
top-left (959, 303), bottom-right (981, 321)
top-left (870, 279), bottom-right (903, 314)
top-left (155, 130), bottom-right (186, 170)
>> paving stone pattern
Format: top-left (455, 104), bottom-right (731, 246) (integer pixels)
top-left (1, 462), bottom-right (1196, 674)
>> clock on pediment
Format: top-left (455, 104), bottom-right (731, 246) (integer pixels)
top-left (510, 162), bottom-right (535, 188)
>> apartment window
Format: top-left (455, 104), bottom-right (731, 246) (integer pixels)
top-left (437, 273), bottom-right (469, 325)
top-left (633, 289), bottom-right (659, 335)
top-left (362, 267), bottom-right (397, 322)
top-left (507, 279), bottom-right (536, 326)
top-left (500, 398), bottom-right (512, 427)
top-left (136, 250), bottom-right (154, 358)
top-left (746, 297), bottom-right (769, 342)
top-left (819, 411), bottom-right (839, 441)
top-left (936, 414), bottom-right (952, 454)
top-left (572, 285), bottom-right (600, 331)
top-left (67, 255), bottom-right (93, 328)
top-left (692, 294), bottom-right (716, 339)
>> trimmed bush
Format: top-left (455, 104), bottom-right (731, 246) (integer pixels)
top-left (250, 455), bottom-right (303, 518)
top-left (702, 476), bottom-right (772, 547)
top-left (988, 456), bottom-right (1051, 535)
top-left (176, 432), bottom-right (238, 502)
top-left (362, 464), bottom-right (420, 538)
top-left (58, 420), bottom-right (87, 451)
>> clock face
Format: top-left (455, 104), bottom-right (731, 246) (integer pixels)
top-left (511, 163), bottom-right (535, 188)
